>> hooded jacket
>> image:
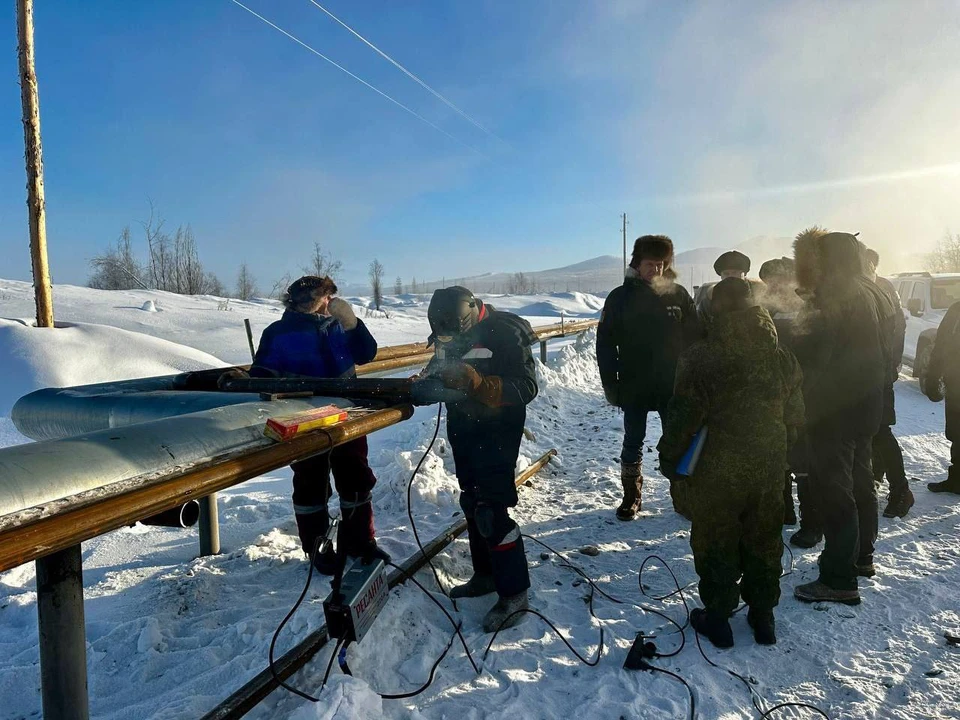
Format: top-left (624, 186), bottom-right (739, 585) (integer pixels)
top-left (597, 270), bottom-right (700, 411)
top-left (792, 232), bottom-right (889, 436)
top-left (658, 306), bottom-right (805, 482)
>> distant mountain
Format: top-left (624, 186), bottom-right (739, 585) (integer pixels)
top-left (339, 236), bottom-right (798, 296)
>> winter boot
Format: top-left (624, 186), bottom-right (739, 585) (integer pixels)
top-left (747, 609), bottom-right (777, 645)
top-left (882, 488), bottom-right (915, 518)
top-left (783, 474), bottom-right (797, 526)
top-left (296, 506), bottom-right (336, 574)
top-left (312, 546), bottom-right (339, 576)
top-left (450, 574), bottom-right (497, 599)
top-left (928, 477), bottom-right (960, 494)
top-left (482, 590), bottom-right (529, 634)
top-left (690, 608), bottom-right (734, 649)
top-left (789, 526), bottom-right (823, 549)
top-left (794, 580), bottom-right (861, 606)
top-left (617, 462), bottom-right (643, 521)
top-left (856, 561), bottom-right (876, 578)
top-left (347, 540), bottom-right (391, 566)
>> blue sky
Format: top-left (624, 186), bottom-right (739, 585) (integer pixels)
top-left (1, 1), bottom-right (958, 291)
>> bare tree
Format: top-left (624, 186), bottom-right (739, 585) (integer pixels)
top-left (508, 272), bottom-right (531, 294)
top-left (369, 258), bottom-right (385, 310)
top-left (88, 226), bottom-right (146, 290)
top-left (303, 242), bottom-right (343, 280)
top-left (269, 272), bottom-right (292, 299)
top-left (411, 276), bottom-right (419, 293)
top-left (237, 263), bottom-right (257, 300)
top-left (394, 276), bottom-right (403, 295)
top-left (204, 272), bottom-right (226, 297)
top-left (926, 232), bottom-right (960, 272)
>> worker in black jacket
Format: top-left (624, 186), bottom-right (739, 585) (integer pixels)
top-left (863, 247), bottom-right (913, 518)
top-left (792, 231), bottom-right (889, 606)
top-left (425, 287), bottom-right (539, 633)
top-left (925, 300), bottom-right (960, 493)
top-left (597, 235), bottom-right (700, 520)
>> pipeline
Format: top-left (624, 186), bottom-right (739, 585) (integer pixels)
top-left (141, 500), bottom-right (201, 529)
top-left (202, 448), bottom-right (557, 720)
top-left (217, 376), bottom-right (468, 406)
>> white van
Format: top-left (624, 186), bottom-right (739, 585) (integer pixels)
top-left (887, 272), bottom-right (960, 393)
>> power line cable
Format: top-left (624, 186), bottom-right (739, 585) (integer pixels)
top-left (228, 0), bottom-right (486, 158)
top-left (305, 0), bottom-right (505, 146)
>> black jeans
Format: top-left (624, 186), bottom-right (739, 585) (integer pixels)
top-left (947, 393), bottom-right (959, 482)
top-left (872, 425), bottom-right (908, 496)
top-left (807, 429), bottom-right (878, 591)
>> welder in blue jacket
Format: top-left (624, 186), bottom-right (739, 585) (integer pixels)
top-left (251, 275), bottom-right (387, 573)
top-left (425, 286), bottom-right (539, 633)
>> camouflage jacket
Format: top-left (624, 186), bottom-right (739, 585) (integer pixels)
top-left (658, 306), bottom-right (805, 482)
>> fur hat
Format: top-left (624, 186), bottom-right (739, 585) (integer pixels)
top-left (793, 227), bottom-right (864, 291)
top-left (712, 277), bottom-right (753, 314)
top-left (713, 250), bottom-right (751, 277)
top-left (630, 235), bottom-right (674, 269)
top-left (283, 275), bottom-right (338, 312)
top-left (758, 257), bottom-right (795, 282)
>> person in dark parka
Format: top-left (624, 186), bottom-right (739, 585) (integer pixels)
top-left (659, 278), bottom-right (804, 648)
top-left (597, 235), bottom-right (701, 520)
top-left (791, 232), bottom-right (891, 606)
top-left (251, 275), bottom-right (386, 573)
top-left (862, 247), bottom-right (913, 518)
top-left (425, 286), bottom-right (539, 633)
top-left (925, 300), bottom-right (960, 493)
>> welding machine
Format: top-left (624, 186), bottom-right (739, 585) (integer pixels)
top-left (323, 555), bottom-right (390, 643)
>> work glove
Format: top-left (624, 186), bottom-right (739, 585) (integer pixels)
top-left (602, 384), bottom-right (620, 407)
top-left (328, 298), bottom-right (358, 331)
top-left (439, 363), bottom-right (504, 408)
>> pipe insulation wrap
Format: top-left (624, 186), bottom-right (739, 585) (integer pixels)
top-left (0, 396), bottom-right (351, 518)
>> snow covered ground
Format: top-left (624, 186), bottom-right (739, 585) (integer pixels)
top-left (0, 279), bottom-right (958, 719)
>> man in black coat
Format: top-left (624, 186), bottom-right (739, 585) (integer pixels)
top-left (792, 231), bottom-right (890, 605)
top-left (925, 300), bottom-right (960, 493)
top-left (863, 247), bottom-right (913, 518)
top-left (426, 286), bottom-right (539, 633)
top-left (597, 235), bottom-right (700, 520)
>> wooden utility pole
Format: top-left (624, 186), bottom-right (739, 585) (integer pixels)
top-left (621, 212), bottom-right (629, 272)
top-left (17, 0), bottom-right (54, 328)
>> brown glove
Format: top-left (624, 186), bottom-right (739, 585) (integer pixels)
top-left (439, 363), bottom-right (503, 408)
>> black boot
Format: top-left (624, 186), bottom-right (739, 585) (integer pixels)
top-left (450, 574), bottom-right (497, 599)
top-left (747, 608), bottom-right (777, 645)
top-left (690, 608), bottom-right (734, 649)
top-left (789, 526), bottom-right (823, 548)
top-left (882, 488), bottom-right (915, 518)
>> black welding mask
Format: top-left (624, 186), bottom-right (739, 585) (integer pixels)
top-left (428, 287), bottom-right (481, 343)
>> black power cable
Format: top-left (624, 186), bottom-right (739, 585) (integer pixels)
top-left (639, 553), bottom-right (831, 720)
top-left (267, 533), bottom-right (344, 703)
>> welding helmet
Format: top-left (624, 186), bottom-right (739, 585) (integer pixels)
top-left (428, 286), bottom-right (481, 341)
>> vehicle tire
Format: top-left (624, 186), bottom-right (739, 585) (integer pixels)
top-left (916, 343), bottom-right (944, 402)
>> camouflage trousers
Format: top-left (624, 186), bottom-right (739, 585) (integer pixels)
top-left (689, 472), bottom-right (784, 617)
